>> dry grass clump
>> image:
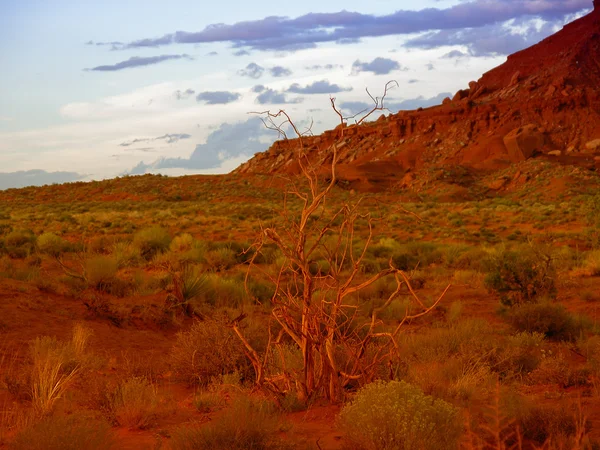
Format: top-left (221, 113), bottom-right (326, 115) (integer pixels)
top-left (338, 380), bottom-right (462, 450)
top-left (171, 320), bottom-right (248, 385)
top-left (10, 414), bottom-right (115, 450)
top-left (171, 396), bottom-right (284, 450)
top-left (109, 376), bottom-right (158, 429)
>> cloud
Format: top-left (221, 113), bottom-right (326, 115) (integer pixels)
top-left (351, 57), bottom-right (404, 75)
top-left (287, 80), bottom-right (352, 94)
top-left (404, 17), bottom-right (565, 56)
top-left (206, 51), bottom-right (218, 56)
top-left (441, 50), bottom-right (470, 59)
top-left (306, 64), bottom-right (344, 71)
top-left (269, 66), bottom-right (292, 77)
top-left (119, 133), bottom-right (191, 147)
top-left (128, 117), bottom-right (275, 172)
top-left (0, 170), bottom-right (84, 190)
top-left (115, 1), bottom-right (590, 52)
top-left (174, 88), bottom-right (195, 100)
top-left (86, 40), bottom-right (124, 50)
top-left (233, 49), bottom-right (250, 56)
top-left (87, 54), bottom-right (192, 71)
top-left (238, 62), bottom-right (265, 78)
top-left (255, 88), bottom-right (302, 105)
top-left (196, 91), bottom-right (241, 104)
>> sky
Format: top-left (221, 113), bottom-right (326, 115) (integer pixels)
top-left (0, 0), bottom-right (593, 189)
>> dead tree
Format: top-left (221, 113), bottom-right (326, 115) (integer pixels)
top-left (233, 85), bottom-right (449, 404)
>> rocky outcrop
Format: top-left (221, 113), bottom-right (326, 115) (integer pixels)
top-left (503, 125), bottom-right (545, 162)
top-left (235, 4), bottom-right (600, 184)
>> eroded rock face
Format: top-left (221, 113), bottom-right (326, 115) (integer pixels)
top-left (503, 125), bottom-right (545, 162)
top-left (234, 7), bottom-right (600, 181)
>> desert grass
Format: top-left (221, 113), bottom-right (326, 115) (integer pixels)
top-left (171, 396), bottom-right (285, 450)
top-left (10, 414), bottom-right (116, 450)
top-left (109, 376), bottom-right (158, 429)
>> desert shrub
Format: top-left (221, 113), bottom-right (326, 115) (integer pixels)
top-left (87, 235), bottom-right (116, 254)
top-left (392, 242), bottom-right (443, 271)
top-left (36, 232), bottom-right (68, 257)
top-left (513, 401), bottom-right (581, 445)
top-left (171, 396), bottom-right (282, 450)
top-left (171, 320), bottom-right (248, 385)
top-left (109, 377), bottom-right (158, 429)
top-left (133, 226), bottom-right (171, 259)
top-left (338, 380), bottom-right (462, 450)
top-left (4, 229), bottom-right (36, 258)
top-left (11, 415), bottom-right (115, 450)
top-left (509, 302), bottom-right (584, 341)
top-left (581, 250), bottom-right (600, 276)
top-left (246, 278), bottom-right (275, 304)
top-left (204, 248), bottom-right (237, 271)
top-left (484, 246), bottom-right (556, 306)
top-left (167, 265), bottom-right (209, 315)
top-left (402, 319), bottom-right (495, 363)
top-left (170, 233), bottom-right (195, 252)
top-left (453, 247), bottom-right (490, 271)
top-left (84, 255), bottom-right (130, 296)
top-left (193, 389), bottom-right (224, 413)
top-left (200, 275), bottom-right (249, 308)
top-left (500, 331), bottom-right (545, 377)
top-left (110, 241), bottom-right (141, 269)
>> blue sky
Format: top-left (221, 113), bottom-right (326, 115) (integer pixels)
top-left (0, 0), bottom-right (592, 188)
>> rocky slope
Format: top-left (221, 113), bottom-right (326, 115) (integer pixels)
top-left (235, 2), bottom-right (600, 193)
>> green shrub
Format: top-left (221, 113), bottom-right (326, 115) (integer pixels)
top-left (171, 320), bottom-right (248, 385)
top-left (509, 302), bottom-right (584, 341)
top-left (11, 415), bottom-right (115, 450)
top-left (338, 380), bottom-right (462, 450)
top-left (133, 226), bottom-right (171, 259)
top-left (37, 232), bottom-right (68, 257)
top-left (84, 255), bottom-right (117, 288)
top-left (171, 396), bottom-right (282, 450)
top-left (484, 246), bottom-right (556, 306)
top-left (4, 229), bottom-right (36, 258)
